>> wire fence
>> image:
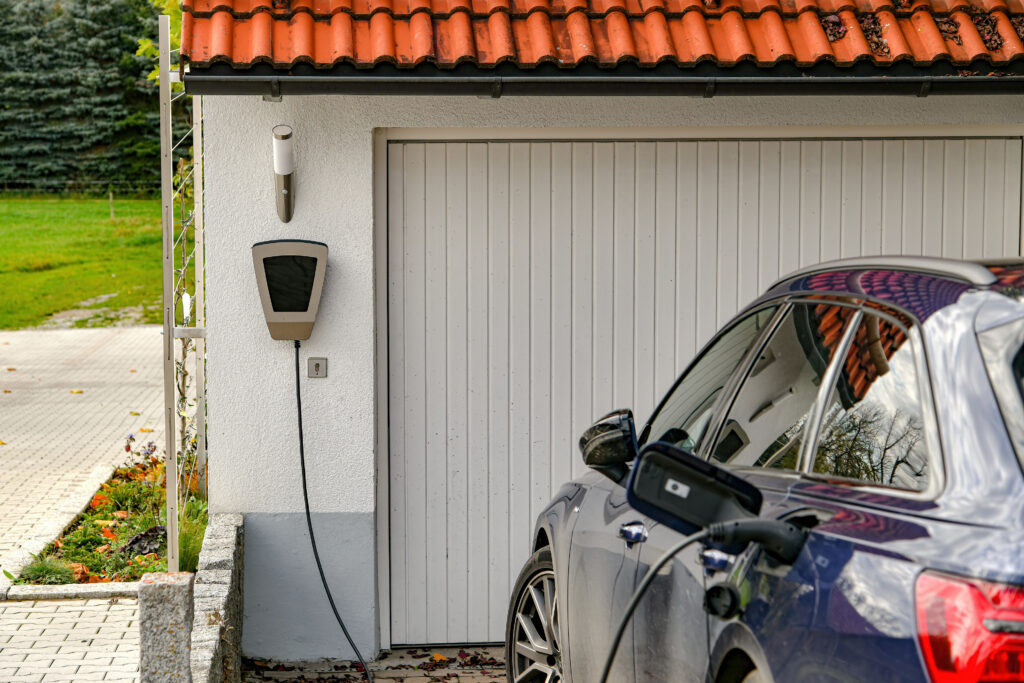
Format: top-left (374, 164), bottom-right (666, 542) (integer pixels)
top-left (159, 14), bottom-right (206, 573)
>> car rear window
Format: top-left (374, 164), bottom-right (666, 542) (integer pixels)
top-left (977, 316), bottom-right (1024, 477)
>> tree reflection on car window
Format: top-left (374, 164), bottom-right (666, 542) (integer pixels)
top-left (812, 312), bottom-right (929, 491)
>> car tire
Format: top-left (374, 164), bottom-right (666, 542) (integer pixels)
top-left (506, 546), bottom-right (563, 683)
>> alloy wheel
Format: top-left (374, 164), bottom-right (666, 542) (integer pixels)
top-left (511, 569), bottom-right (562, 683)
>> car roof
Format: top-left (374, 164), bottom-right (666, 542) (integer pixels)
top-left (765, 256), bottom-right (1024, 324)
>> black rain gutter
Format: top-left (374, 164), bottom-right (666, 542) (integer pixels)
top-left (184, 60), bottom-right (1024, 97)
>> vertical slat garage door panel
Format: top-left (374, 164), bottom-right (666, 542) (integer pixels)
top-left (387, 138), bottom-right (1024, 644)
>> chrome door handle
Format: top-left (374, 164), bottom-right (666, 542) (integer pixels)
top-left (619, 521), bottom-right (649, 545)
top-left (700, 548), bottom-right (736, 575)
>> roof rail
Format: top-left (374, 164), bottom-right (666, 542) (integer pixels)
top-left (772, 255), bottom-right (998, 289)
top-left (973, 257), bottom-right (1024, 269)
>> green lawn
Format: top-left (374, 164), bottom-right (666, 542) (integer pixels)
top-left (0, 197), bottom-right (163, 329)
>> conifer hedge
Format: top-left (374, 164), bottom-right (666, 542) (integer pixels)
top-left (0, 0), bottom-right (165, 194)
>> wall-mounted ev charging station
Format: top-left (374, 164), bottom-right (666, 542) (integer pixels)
top-left (252, 239), bottom-right (373, 681)
top-left (251, 239), bottom-right (327, 340)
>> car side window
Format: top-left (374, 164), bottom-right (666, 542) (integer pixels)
top-left (812, 309), bottom-right (930, 491)
top-left (710, 302), bottom-right (856, 470)
top-left (646, 306), bottom-right (778, 454)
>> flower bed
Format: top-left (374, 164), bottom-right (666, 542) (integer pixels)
top-left (7, 435), bottom-right (208, 585)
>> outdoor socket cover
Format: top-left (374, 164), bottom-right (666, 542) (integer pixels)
top-left (252, 239), bottom-right (327, 341)
top-left (273, 125), bottom-right (294, 223)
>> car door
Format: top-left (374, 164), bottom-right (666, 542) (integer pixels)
top-left (630, 304), bottom-right (782, 682)
top-left (649, 299), bottom-right (853, 681)
top-left (707, 304), bottom-right (938, 682)
top-left (565, 478), bottom-right (644, 683)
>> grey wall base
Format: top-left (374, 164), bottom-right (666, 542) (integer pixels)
top-left (242, 512), bottom-right (376, 661)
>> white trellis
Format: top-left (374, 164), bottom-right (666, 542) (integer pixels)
top-left (158, 14), bottom-right (206, 573)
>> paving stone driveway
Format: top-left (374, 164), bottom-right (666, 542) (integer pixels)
top-left (0, 598), bottom-right (139, 682)
top-left (0, 327), bottom-right (164, 574)
top-left (0, 327), bottom-right (162, 682)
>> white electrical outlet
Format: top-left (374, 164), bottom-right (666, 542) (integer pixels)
top-left (308, 357), bottom-right (327, 378)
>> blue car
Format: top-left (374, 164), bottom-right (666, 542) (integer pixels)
top-left (505, 256), bottom-right (1024, 683)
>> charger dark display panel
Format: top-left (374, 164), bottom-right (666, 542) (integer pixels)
top-left (252, 240), bottom-right (327, 340)
top-left (264, 255), bottom-right (317, 312)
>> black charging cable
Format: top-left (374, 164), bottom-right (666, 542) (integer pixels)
top-left (294, 340), bottom-right (374, 682)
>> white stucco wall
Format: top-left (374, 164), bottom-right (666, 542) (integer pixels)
top-left (202, 93), bottom-right (1024, 661)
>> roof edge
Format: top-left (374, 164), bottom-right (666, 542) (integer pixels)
top-left (183, 60), bottom-right (1024, 97)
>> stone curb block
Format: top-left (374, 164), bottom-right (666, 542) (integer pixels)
top-left (6, 582), bottom-right (140, 601)
top-left (140, 572), bottom-right (195, 682)
top-left (190, 513), bottom-right (244, 683)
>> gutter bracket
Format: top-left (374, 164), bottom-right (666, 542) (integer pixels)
top-left (917, 78), bottom-right (932, 97)
top-left (703, 79), bottom-right (717, 98)
top-left (263, 78), bottom-right (283, 102)
top-left (490, 77), bottom-right (503, 99)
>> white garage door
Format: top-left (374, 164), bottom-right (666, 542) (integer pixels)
top-left (386, 138), bottom-right (1023, 644)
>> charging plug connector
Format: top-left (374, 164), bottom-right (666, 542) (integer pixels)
top-left (708, 519), bottom-right (807, 564)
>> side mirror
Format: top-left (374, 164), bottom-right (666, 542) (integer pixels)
top-left (579, 409), bottom-right (638, 485)
top-left (627, 441), bottom-right (762, 535)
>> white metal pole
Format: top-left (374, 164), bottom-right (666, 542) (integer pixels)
top-left (194, 95), bottom-right (207, 497)
top-left (159, 14), bottom-right (180, 573)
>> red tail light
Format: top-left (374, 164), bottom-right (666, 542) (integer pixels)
top-left (916, 571), bottom-right (1024, 682)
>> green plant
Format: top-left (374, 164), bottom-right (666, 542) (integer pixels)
top-left (19, 555), bottom-right (74, 585)
top-left (104, 479), bottom-right (162, 514)
top-left (19, 436), bottom-right (209, 584)
top-left (178, 498), bottom-right (209, 573)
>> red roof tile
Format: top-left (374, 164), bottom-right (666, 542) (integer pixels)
top-left (181, 0), bottom-right (1024, 68)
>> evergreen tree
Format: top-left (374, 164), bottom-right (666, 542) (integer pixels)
top-left (0, 0), bottom-right (160, 193)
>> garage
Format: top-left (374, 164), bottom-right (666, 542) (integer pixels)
top-left (386, 136), bottom-right (1023, 645)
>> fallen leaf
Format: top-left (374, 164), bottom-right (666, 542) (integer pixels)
top-left (69, 390), bottom-right (83, 394)
top-left (138, 427), bottom-right (153, 433)
top-left (87, 575), bottom-right (111, 583)
top-left (129, 411), bottom-right (140, 416)
top-left (113, 511), bottom-right (130, 520)
top-left (101, 527), bottom-right (118, 540)
top-left (5, 368), bottom-right (14, 371)
top-left (90, 493), bottom-right (110, 509)
top-left (3, 389), bottom-right (10, 393)
top-left (95, 544), bottom-right (110, 554)
top-left (129, 369), bottom-right (136, 373)
top-left (94, 520), bottom-right (117, 527)
top-left (433, 653), bottom-right (448, 663)
top-left (53, 539), bottom-right (63, 549)
top-left (0, 440), bottom-right (5, 446)
top-left (69, 563), bottom-right (89, 581)
top-left (144, 552), bottom-right (158, 560)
